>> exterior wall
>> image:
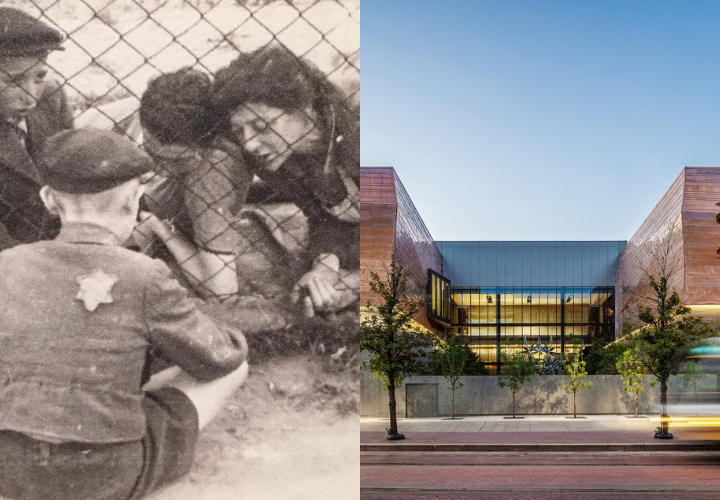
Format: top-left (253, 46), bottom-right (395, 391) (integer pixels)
top-left (393, 171), bottom-right (443, 297)
top-left (438, 241), bottom-right (624, 335)
top-left (618, 167), bottom-right (720, 326)
top-left (618, 171), bottom-right (685, 326)
top-left (360, 168), bottom-right (397, 306)
top-left (361, 371), bottom-right (716, 417)
top-left (361, 166), bottom-right (720, 337)
top-left (436, 241), bottom-right (624, 288)
top-left (683, 168), bottom-right (720, 304)
top-left (360, 167), bottom-right (443, 332)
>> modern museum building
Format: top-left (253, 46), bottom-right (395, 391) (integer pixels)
top-left (360, 166), bottom-right (720, 373)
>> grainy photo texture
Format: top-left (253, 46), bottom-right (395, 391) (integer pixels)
top-left (0, 1), bottom-right (359, 499)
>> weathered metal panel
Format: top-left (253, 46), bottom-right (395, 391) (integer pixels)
top-left (360, 167), bottom-right (397, 306)
top-left (682, 167), bottom-right (720, 305)
top-left (393, 170), bottom-right (444, 331)
top-left (620, 167), bottom-right (720, 326)
top-left (360, 167), bottom-right (444, 332)
top-left (618, 170), bottom-right (685, 327)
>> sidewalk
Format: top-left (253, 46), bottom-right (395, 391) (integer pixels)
top-left (360, 415), bottom-right (720, 451)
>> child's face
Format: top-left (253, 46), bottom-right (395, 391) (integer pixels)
top-left (0, 54), bottom-right (48, 122)
top-left (230, 103), bottom-right (322, 172)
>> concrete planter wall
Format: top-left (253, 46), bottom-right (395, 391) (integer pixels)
top-left (360, 370), bottom-right (719, 417)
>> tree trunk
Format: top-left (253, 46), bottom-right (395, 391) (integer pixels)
top-left (451, 384), bottom-right (455, 419)
top-left (635, 390), bottom-right (639, 418)
top-left (388, 374), bottom-right (398, 436)
top-left (573, 390), bottom-right (577, 418)
top-left (512, 390), bottom-right (516, 418)
top-left (660, 379), bottom-right (669, 435)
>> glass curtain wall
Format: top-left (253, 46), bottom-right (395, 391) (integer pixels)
top-left (451, 286), bottom-right (615, 373)
top-left (428, 270), bottom-right (452, 323)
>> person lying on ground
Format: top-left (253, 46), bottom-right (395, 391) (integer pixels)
top-left (0, 129), bottom-right (248, 500)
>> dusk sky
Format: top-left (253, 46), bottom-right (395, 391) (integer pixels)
top-left (361, 0), bottom-right (720, 241)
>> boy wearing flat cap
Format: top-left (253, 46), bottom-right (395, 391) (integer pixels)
top-left (0, 7), bottom-right (73, 247)
top-left (0, 129), bottom-right (249, 500)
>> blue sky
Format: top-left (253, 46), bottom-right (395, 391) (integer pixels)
top-left (361, 0), bottom-right (720, 241)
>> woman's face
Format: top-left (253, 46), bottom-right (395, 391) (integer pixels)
top-left (230, 102), bottom-right (322, 172)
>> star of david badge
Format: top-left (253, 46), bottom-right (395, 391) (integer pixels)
top-left (76, 269), bottom-right (118, 312)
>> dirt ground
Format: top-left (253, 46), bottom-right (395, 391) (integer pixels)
top-left (150, 356), bottom-right (359, 500)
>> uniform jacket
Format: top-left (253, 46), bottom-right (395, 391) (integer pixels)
top-left (0, 79), bottom-right (73, 244)
top-left (0, 223), bottom-right (246, 443)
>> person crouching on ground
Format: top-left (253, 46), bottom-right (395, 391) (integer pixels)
top-left (0, 129), bottom-right (248, 500)
top-left (139, 46), bottom-right (360, 319)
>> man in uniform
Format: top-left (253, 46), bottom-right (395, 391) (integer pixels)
top-left (0, 7), bottom-right (73, 247)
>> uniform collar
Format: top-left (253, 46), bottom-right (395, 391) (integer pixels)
top-left (55, 223), bottom-right (121, 246)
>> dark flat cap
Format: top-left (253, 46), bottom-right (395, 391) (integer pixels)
top-left (0, 7), bottom-right (64, 57)
top-left (39, 129), bottom-right (154, 194)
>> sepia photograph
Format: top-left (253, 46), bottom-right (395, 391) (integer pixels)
top-left (0, 0), bottom-right (359, 499)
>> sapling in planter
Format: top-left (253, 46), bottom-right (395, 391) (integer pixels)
top-left (562, 337), bottom-right (593, 418)
top-left (497, 339), bottom-right (537, 419)
top-left (616, 349), bottom-right (645, 417)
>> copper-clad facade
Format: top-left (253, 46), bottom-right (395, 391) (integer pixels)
top-left (619, 167), bottom-right (720, 324)
top-left (682, 168), bottom-right (720, 305)
top-left (360, 167), bottom-right (397, 304)
top-left (360, 167), bottom-right (443, 332)
top-left (362, 166), bottom-right (720, 350)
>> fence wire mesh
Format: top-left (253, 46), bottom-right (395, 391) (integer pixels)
top-left (0, 0), bottom-right (360, 362)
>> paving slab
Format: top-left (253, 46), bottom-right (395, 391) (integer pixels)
top-left (361, 415), bottom-right (720, 451)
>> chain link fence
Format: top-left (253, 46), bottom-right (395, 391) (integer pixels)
top-left (0, 0), bottom-right (360, 363)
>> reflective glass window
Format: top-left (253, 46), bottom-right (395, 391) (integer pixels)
top-left (449, 285), bottom-right (615, 368)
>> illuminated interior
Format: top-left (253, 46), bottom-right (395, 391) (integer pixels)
top-left (428, 270), bottom-right (451, 323)
top-left (451, 286), bottom-right (615, 373)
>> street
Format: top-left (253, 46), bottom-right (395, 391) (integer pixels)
top-left (361, 450), bottom-right (720, 499)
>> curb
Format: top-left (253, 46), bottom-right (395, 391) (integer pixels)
top-left (360, 442), bottom-right (720, 452)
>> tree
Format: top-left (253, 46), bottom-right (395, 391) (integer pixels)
top-left (426, 333), bottom-right (489, 376)
top-left (626, 234), bottom-right (719, 437)
top-left (360, 257), bottom-right (434, 439)
top-left (680, 361), bottom-right (707, 416)
top-left (428, 333), bottom-right (480, 419)
top-left (497, 339), bottom-right (537, 418)
top-left (585, 320), bottom-right (635, 375)
top-left (562, 336), bottom-right (593, 418)
top-left (616, 348), bottom-right (645, 418)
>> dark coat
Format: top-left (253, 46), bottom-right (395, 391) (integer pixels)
top-left (220, 96), bottom-right (360, 271)
top-left (0, 223), bottom-right (246, 443)
top-left (0, 79), bottom-right (73, 245)
top-left (249, 105), bottom-right (360, 271)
